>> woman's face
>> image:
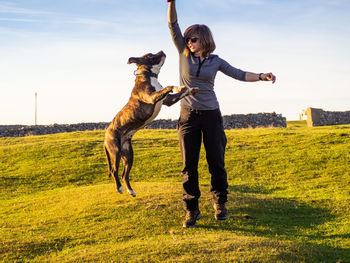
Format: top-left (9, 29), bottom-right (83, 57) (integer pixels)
top-left (186, 35), bottom-right (201, 55)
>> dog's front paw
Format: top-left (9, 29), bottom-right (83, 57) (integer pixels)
top-left (173, 86), bottom-right (187, 93)
top-left (189, 87), bottom-right (199, 95)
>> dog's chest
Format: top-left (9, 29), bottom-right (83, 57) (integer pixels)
top-left (144, 77), bottom-right (164, 125)
top-left (151, 76), bottom-right (163, 91)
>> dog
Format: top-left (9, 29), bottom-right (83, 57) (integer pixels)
top-left (104, 51), bottom-right (198, 197)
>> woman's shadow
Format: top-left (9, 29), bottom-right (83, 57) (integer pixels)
top-left (199, 183), bottom-right (349, 262)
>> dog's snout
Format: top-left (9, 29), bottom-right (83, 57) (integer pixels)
top-left (157, 51), bottom-right (166, 58)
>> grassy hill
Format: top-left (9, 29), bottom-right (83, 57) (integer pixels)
top-left (1, 121), bottom-right (349, 262)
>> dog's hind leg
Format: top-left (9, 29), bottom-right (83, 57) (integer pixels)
top-left (104, 144), bottom-right (112, 178)
top-left (113, 148), bottom-right (123, 194)
top-left (121, 139), bottom-right (136, 197)
top-left (105, 141), bottom-right (123, 194)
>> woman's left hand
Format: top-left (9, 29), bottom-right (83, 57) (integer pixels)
top-left (261, 72), bottom-right (276, 84)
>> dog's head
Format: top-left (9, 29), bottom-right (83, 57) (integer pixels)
top-left (128, 51), bottom-right (166, 75)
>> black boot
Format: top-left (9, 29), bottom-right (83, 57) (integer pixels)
top-left (183, 209), bottom-right (202, 228)
top-left (214, 203), bottom-right (228, 220)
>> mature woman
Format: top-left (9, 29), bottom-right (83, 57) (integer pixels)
top-left (167, 0), bottom-right (276, 228)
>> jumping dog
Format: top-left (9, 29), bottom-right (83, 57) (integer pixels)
top-left (104, 51), bottom-right (198, 197)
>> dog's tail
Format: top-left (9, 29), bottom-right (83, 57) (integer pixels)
top-left (104, 144), bottom-right (112, 177)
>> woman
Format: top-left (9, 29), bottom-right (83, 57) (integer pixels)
top-left (167, 0), bottom-right (276, 228)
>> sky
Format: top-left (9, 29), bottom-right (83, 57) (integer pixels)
top-left (0, 0), bottom-right (349, 125)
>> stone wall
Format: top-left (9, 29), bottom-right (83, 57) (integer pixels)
top-left (0, 123), bottom-right (109, 138)
top-left (306, 107), bottom-right (350, 127)
top-left (0, 112), bottom-right (286, 137)
top-left (222, 112), bottom-right (286, 129)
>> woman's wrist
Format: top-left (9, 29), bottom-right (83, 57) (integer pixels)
top-left (258, 73), bottom-right (264, 81)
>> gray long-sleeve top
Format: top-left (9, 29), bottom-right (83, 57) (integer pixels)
top-left (169, 21), bottom-right (247, 110)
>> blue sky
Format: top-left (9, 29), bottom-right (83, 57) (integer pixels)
top-left (0, 0), bottom-right (349, 124)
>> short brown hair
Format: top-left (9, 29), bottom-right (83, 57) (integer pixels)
top-left (184, 24), bottom-right (216, 58)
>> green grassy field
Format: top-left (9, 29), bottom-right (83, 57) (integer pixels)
top-left (1, 121), bottom-right (349, 262)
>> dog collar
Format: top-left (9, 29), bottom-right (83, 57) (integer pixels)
top-left (134, 69), bottom-right (158, 78)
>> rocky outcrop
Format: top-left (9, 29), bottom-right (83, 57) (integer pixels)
top-left (0, 112), bottom-right (286, 137)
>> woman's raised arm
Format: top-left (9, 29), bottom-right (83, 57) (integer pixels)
top-left (168, 1), bottom-right (177, 23)
top-left (167, 0), bottom-right (186, 53)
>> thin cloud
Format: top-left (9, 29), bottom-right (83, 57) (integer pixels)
top-left (0, 2), bottom-right (50, 15)
top-left (325, 0), bottom-right (350, 6)
top-left (203, 0), bottom-right (265, 6)
top-left (226, 0), bottom-right (265, 4)
top-left (68, 18), bottom-right (115, 27)
top-left (0, 17), bottom-right (40, 22)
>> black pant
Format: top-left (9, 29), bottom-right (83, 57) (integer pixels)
top-left (177, 108), bottom-right (228, 211)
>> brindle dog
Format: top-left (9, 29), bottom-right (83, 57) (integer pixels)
top-left (104, 51), bottom-right (198, 197)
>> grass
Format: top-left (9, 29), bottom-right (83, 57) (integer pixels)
top-left (0, 121), bottom-right (349, 262)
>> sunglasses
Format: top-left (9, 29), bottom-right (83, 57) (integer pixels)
top-left (186, 37), bottom-right (198, 44)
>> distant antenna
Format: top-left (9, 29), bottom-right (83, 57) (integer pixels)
top-left (35, 92), bottom-right (38, 125)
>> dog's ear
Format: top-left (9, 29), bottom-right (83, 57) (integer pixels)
top-left (127, 57), bottom-right (139, 64)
